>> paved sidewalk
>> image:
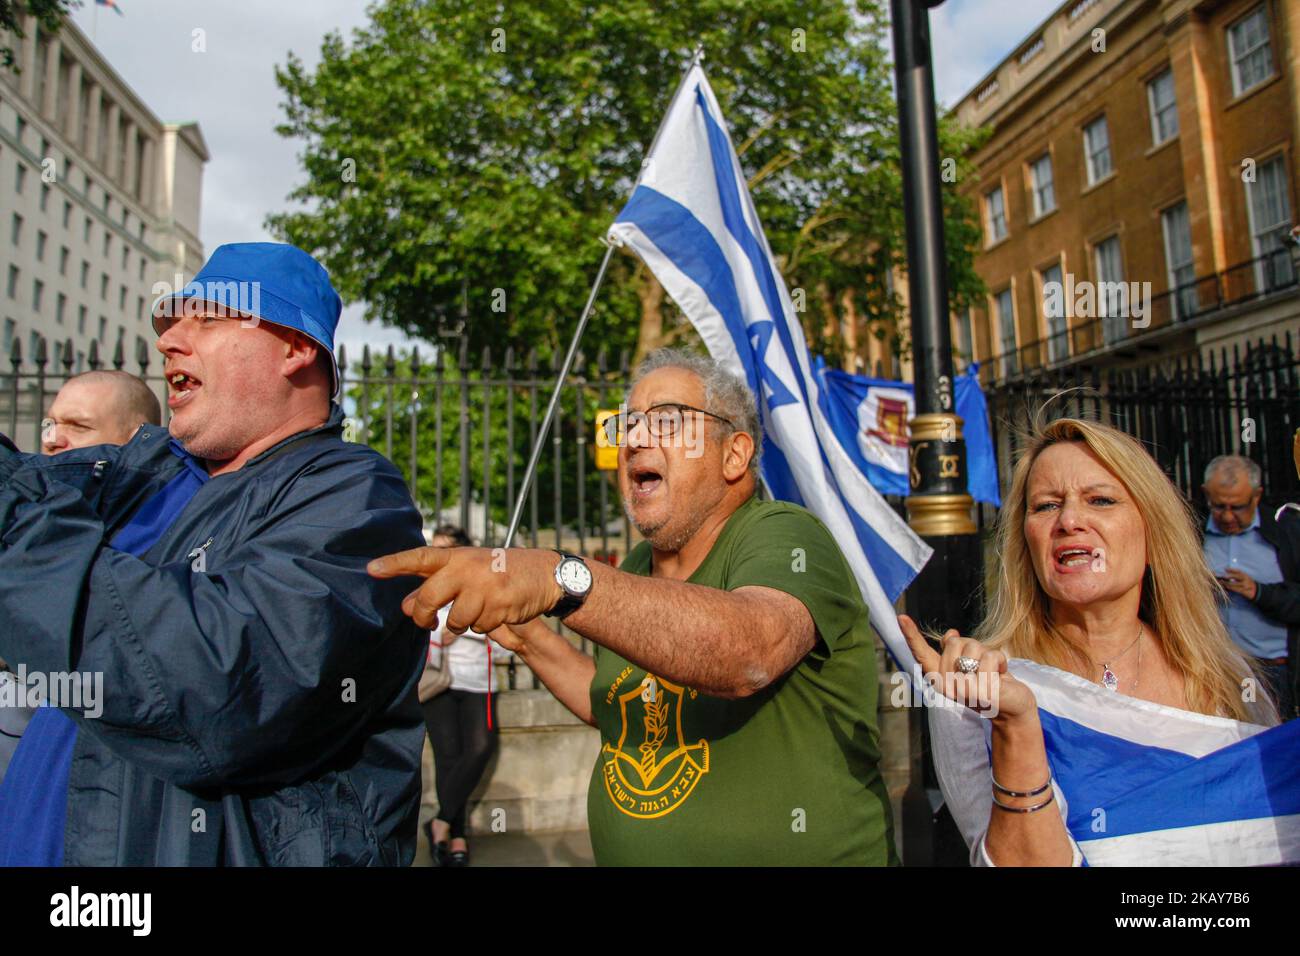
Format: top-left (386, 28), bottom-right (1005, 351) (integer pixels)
top-left (415, 818), bottom-right (594, 867)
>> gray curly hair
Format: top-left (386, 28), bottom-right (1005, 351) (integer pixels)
top-left (630, 348), bottom-right (763, 473)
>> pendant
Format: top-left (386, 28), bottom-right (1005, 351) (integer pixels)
top-left (1101, 667), bottom-right (1119, 691)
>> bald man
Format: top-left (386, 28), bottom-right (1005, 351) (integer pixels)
top-left (41, 370), bottom-right (162, 455)
top-left (3, 373), bottom-right (162, 786)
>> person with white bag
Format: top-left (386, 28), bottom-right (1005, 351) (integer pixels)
top-left (417, 525), bottom-right (506, 867)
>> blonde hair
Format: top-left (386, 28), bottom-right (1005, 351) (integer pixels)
top-left (979, 415), bottom-right (1276, 725)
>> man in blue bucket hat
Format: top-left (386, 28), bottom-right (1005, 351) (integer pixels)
top-left (0, 243), bottom-right (426, 865)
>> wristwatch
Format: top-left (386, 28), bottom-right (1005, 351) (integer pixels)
top-left (548, 551), bottom-right (593, 619)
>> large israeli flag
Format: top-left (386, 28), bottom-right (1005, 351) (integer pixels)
top-left (608, 64), bottom-right (932, 669)
top-left (931, 659), bottom-right (1300, 865)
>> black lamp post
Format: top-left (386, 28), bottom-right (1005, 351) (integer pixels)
top-left (890, 0), bottom-right (986, 866)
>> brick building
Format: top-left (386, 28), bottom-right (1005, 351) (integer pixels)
top-left (950, 0), bottom-right (1298, 384)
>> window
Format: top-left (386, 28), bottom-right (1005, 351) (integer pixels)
top-left (103, 232), bottom-right (111, 257)
top-left (62, 200), bottom-right (71, 229)
top-left (1094, 236), bottom-right (1127, 344)
top-left (1228, 5), bottom-right (1274, 97)
top-left (136, 295), bottom-right (144, 321)
top-left (58, 246), bottom-right (69, 275)
top-left (1246, 155), bottom-right (1294, 289)
top-left (2, 318), bottom-right (13, 355)
top-left (955, 307), bottom-right (974, 369)
top-left (1084, 116), bottom-right (1112, 185)
top-left (97, 316), bottom-right (106, 342)
top-left (6, 265), bottom-right (18, 299)
top-left (1148, 69), bottom-right (1179, 145)
top-left (10, 213), bottom-right (21, 246)
top-left (14, 161), bottom-right (26, 194)
top-left (985, 185), bottom-right (1007, 244)
top-left (996, 287), bottom-right (1018, 377)
top-left (1162, 201), bottom-right (1196, 319)
top-left (1040, 263), bottom-right (1067, 362)
top-left (83, 216), bottom-right (92, 243)
top-left (32, 279), bottom-right (44, 312)
top-left (39, 184), bottom-right (50, 212)
top-left (138, 258), bottom-right (145, 281)
top-left (78, 305), bottom-right (87, 335)
top-left (35, 230), bottom-right (47, 261)
top-left (1030, 154), bottom-right (1056, 218)
top-left (120, 246), bottom-right (129, 270)
top-left (100, 273), bottom-right (109, 301)
top-left (56, 293), bottom-right (66, 325)
top-left (118, 285), bottom-right (127, 310)
top-left (80, 260), bottom-right (89, 289)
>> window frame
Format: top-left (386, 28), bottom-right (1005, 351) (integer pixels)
top-left (1083, 115), bottom-right (1113, 185)
top-left (1227, 4), bottom-right (1275, 98)
top-left (1147, 68), bottom-right (1179, 146)
top-left (1029, 153), bottom-right (1057, 219)
top-left (984, 184), bottom-right (1008, 245)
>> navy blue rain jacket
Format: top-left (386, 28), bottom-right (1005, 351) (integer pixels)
top-left (0, 405), bottom-right (427, 865)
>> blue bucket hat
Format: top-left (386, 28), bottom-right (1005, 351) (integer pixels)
top-left (151, 242), bottom-right (343, 398)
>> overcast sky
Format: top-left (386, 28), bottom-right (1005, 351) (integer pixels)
top-left (70, 0), bottom-right (1061, 354)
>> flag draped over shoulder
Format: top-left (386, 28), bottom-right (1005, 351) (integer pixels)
top-left (1021, 661), bottom-right (1300, 865)
top-left (816, 360), bottom-right (1001, 507)
top-left (607, 63), bottom-right (932, 671)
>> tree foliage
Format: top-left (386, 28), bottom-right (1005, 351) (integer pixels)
top-left (270, 0), bottom-right (986, 369)
top-left (1, 0), bottom-right (78, 72)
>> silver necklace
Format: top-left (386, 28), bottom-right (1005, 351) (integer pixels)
top-left (1097, 623), bottom-right (1143, 692)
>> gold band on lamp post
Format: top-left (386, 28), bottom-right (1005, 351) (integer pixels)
top-left (907, 493), bottom-right (977, 536)
top-left (909, 411), bottom-right (964, 442)
top-left (907, 411), bottom-right (977, 536)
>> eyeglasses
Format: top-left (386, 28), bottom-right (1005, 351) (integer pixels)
top-left (601, 403), bottom-right (733, 447)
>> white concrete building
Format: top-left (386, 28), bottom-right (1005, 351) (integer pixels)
top-left (1, 13), bottom-right (206, 448)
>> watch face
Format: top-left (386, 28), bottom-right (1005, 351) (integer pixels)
top-left (559, 558), bottom-right (592, 595)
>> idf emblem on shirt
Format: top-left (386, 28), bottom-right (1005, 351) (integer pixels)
top-left (600, 674), bottom-right (710, 819)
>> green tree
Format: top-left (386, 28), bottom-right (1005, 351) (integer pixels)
top-left (1, 0), bottom-right (79, 72)
top-left (270, 0), bottom-right (984, 368)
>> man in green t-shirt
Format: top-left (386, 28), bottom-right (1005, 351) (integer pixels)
top-left (370, 349), bottom-right (896, 865)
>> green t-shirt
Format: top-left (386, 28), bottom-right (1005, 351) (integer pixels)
top-left (586, 495), bottom-right (897, 866)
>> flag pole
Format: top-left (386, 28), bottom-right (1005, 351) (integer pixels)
top-left (503, 242), bottom-right (615, 548)
top-left (502, 45), bottom-right (707, 549)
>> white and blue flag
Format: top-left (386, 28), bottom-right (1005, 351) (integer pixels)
top-left (932, 660), bottom-right (1300, 865)
top-left (608, 64), bottom-right (932, 669)
top-left (815, 359), bottom-right (1002, 507)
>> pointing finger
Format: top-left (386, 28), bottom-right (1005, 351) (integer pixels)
top-left (368, 546), bottom-right (453, 579)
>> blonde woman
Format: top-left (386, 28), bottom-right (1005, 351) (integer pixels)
top-left (900, 417), bottom-right (1297, 867)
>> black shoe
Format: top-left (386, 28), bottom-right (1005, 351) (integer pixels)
top-left (433, 840), bottom-right (451, 867)
top-left (448, 848), bottom-right (469, 867)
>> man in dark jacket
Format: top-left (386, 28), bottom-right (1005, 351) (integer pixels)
top-left (0, 243), bottom-right (426, 865)
top-left (1202, 454), bottom-right (1300, 721)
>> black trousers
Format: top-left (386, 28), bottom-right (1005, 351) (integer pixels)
top-left (421, 689), bottom-right (498, 839)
